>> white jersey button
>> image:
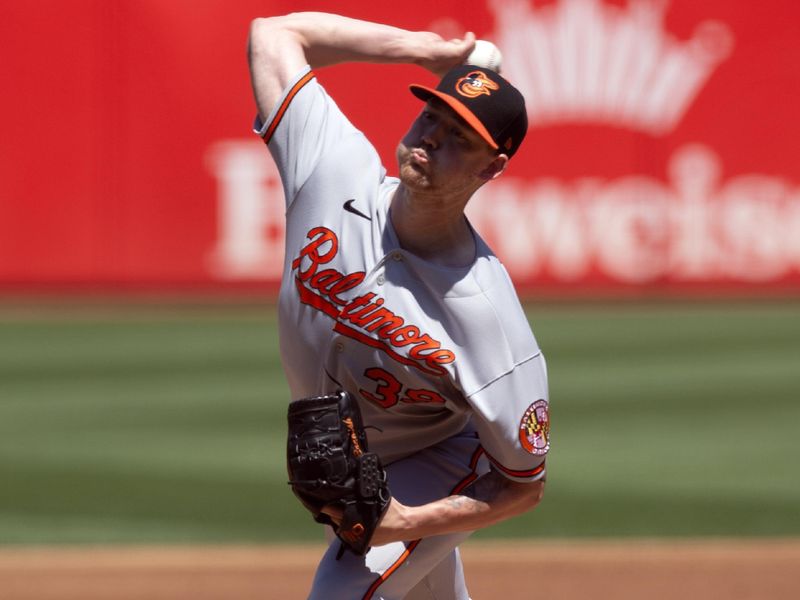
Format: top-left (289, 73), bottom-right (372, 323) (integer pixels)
top-left (335, 342), bottom-right (344, 353)
top-left (377, 274), bottom-right (386, 285)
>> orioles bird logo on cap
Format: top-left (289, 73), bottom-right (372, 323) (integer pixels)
top-left (455, 71), bottom-right (500, 99)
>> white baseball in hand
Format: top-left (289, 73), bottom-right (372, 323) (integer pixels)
top-left (465, 40), bottom-right (503, 73)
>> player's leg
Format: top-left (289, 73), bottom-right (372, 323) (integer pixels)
top-left (308, 533), bottom-right (471, 600)
top-left (402, 546), bottom-right (469, 600)
top-left (306, 431), bottom-right (487, 600)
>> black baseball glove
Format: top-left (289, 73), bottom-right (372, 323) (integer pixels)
top-left (286, 390), bottom-right (391, 555)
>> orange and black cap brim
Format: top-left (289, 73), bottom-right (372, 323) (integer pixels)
top-left (409, 65), bottom-right (528, 158)
top-left (409, 84), bottom-right (500, 151)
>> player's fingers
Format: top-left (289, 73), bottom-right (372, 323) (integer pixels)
top-left (447, 31), bottom-right (475, 56)
top-left (423, 31), bottom-right (476, 77)
top-left (451, 32), bottom-right (476, 64)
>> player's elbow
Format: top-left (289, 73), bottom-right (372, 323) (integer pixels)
top-left (521, 479), bottom-right (546, 512)
top-left (498, 478), bottom-right (546, 522)
top-left (248, 17), bottom-right (282, 56)
top-left (249, 15), bottom-right (310, 66)
top-left (249, 13), bottom-right (308, 45)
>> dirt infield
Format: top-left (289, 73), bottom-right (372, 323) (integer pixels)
top-left (1, 539), bottom-right (798, 599)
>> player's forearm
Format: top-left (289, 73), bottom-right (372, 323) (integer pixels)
top-left (425, 473), bottom-right (545, 536)
top-left (375, 470), bottom-right (545, 544)
top-left (248, 12), bottom-right (473, 125)
top-left (253, 12), bottom-right (450, 69)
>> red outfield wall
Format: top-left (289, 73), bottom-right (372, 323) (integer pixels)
top-left (2, 0), bottom-right (799, 295)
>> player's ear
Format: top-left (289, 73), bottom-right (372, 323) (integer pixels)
top-left (477, 154), bottom-right (509, 181)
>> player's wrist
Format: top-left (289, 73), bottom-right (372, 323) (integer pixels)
top-left (396, 500), bottom-right (456, 540)
top-left (375, 498), bottom-right (456, 544)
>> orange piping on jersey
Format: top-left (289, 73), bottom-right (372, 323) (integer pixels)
top-left (361, 538), bottom-right (422, 600)
top-left (450, 446), bottom-right (486, 494)
top-left (482, 447), bottom-right (546, 479)
top-left (361, 446), bottom-right (484, 600)
top-left (261, 70), bottom-right (316, 145)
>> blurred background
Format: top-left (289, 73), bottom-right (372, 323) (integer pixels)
top-left (1, 0), bottom-right (799, 555)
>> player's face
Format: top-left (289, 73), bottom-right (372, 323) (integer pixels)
top-left (396, 100), bottom-right (502, 195)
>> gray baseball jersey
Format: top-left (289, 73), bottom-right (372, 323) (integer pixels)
top-left (255, 66), bottom-right (549, 483)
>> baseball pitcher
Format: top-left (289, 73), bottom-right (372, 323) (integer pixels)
top-left (247, 12), bottom-right (550, 600)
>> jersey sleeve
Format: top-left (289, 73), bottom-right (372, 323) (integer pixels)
top-left (466, 352), bottom-right (550, 483)
top-left (252, 65), bottom-right (361, 209)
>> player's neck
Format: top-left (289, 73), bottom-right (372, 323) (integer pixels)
top-left (389, 186), bottom-right (476, 268)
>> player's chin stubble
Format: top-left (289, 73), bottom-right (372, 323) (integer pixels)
top-left (396, 144), bottom-right (434, 190)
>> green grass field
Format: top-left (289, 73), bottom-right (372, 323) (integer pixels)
top-left (1, 299), bottom-right (798, 545)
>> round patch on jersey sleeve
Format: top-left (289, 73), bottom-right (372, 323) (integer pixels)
top-left (519, 399), bottom-right (550, 455)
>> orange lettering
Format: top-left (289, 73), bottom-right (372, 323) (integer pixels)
top-left (291, 227), bottom-right (458, 374)
top-left (362, 309), bottom-right (405, 333)
top-left (291, 227), bottom-right (338, 280)
top-left (388, 325), bottom-right (421, 346)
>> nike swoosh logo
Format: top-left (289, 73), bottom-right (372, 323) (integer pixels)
top-left (343, 199), bottom-right (372, 222)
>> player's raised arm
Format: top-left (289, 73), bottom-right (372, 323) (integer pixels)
top-left (247, 12), bottom-right (476, 121)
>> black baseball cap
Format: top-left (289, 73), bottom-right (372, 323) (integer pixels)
top-left (409, 64), bottom-right (528, 158)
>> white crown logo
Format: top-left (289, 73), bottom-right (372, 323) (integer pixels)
top-left (493, 0), bottom-right (734, 134)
